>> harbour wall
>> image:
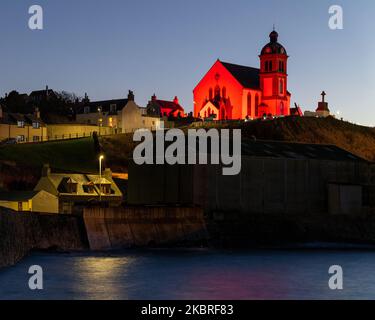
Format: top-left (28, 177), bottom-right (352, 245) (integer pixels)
top-left (83, 206), bottom-right (208, 250)
top-left (0, 209), bottom-right (87, 268)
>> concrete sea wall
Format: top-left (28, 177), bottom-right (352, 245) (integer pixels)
top-left (0, 209), bottom-right (87, 268)
top-left (83, 206), bottom-right (208, 250)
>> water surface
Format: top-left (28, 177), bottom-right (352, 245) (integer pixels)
top-left (0, 249), bottom-right (374, 300)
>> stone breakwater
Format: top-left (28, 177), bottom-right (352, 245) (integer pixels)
top-left (0, 209), bottom-right (87, 268)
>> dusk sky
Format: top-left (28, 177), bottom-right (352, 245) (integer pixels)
top-left (1, 0), bottom-right (374, 125)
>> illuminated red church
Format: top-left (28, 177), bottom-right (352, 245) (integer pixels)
top-left (194, 30), bottom-right (291, 120)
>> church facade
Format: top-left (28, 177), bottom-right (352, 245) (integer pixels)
top-left (194, 30), bottom-right (291, 120)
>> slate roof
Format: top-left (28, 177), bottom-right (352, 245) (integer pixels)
top-left (154, 100), bottom-right (184, 112)
top-left (0, 113), bottom-right (45, 126)
top-left (221, 61), bottom-right (260, 90)
top-left (241, 140), bottom-right (366, 162)
top-left (77, 99), bottom-right (128, 115)
top-left (38, 172), bottom-right (122, 198)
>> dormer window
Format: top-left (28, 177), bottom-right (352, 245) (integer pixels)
top-left (32, 122), bottom-right (40, 129)
top-left (17, 121), bottom-right (25, 128)
top-left (83, 182), bottom-right (95, 194)
top-left (95, 178), bottom-right (112, 195)
top-left (66, 178), bottom-right (78, 194)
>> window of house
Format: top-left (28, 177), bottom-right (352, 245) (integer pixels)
top-left (97, 183), bottom-right (111, 195)
top-left (83, 183), bottom-right (95, 194)
top-left (110, 104), bottom-right (117, 113)
top-left (32, 122), bottom-right (40, 129)
top-left (17, 135), bottom-right (25, 142)
top-left (33, 136), bottom-right (40, 142)
top-left (17, 121), bottom-right (24, 128)
top-left (67, 182), bottom-right (78, 193)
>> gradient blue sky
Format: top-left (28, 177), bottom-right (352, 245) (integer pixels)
top-left (1, 0), bottom-right (374, 125)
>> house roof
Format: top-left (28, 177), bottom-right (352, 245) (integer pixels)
top-left (154, 100), bottom-right (184, 112)
top-left (241, 140), bottom-right (366, 162)
top-left (29, 89), bottom-right (56, 97)
top-left (221, 61), bottom-right (260, 90)
top-left (77, 99), bottom-right (128, 115)
top-left (38, 172), bottom-right (123, 198)
top-left (0, 113), bottom-right (45, 126)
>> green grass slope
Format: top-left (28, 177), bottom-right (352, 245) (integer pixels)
top-left (0, 138), bottom-right (98, 173)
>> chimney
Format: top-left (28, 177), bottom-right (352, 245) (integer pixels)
top-left (151, 94), bottom-right (157, 102)
top-left (173, 96), bottom-right (179, 105)
top-left (42, 164), bottom-right (51, 177)
top-left (103, 168), bottom-right (112, 179)
top-left (35, 107), bottom-right (40, 119)
top-left (128, 90), bottom-right (135, 102)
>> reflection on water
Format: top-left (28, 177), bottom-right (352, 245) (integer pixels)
top-left (0, 249), bottom-right (375, 300)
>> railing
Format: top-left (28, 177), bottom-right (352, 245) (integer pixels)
top-left (0, 131), bottom-right (118, 145)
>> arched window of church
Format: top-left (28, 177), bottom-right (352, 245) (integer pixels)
top-left (279, 79), bottom-right (284, 94)
top-left (255, 94), bottom-right (259, 117)
top-left (209, 88), bottom-right (213, 100)
top-left (279, 102), bottom-right (284, 115)
top-left (221, 109), bottom-right (225, 120)
top-left (222, 87), bottom-right (226, 99)
top-left (269, 61), bottom-right (273, 72)
top-left (247, 93), bottom-right (252, 116)
top-left (214, 85), bottom-right (220, 98)
top-left (265, 61), bottom-right (268, 72)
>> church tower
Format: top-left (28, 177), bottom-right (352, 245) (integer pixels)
top-left (259, 30), bottom-right (290, 117)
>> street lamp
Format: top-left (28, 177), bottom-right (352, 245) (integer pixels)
top-left (98, 107), bottom-right (102, 136)
top-left (99, 155), bottom-right (104, 202)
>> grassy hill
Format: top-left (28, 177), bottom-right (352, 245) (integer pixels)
top-left (0, 137), bottom-right (98, 173)
top-left (189, 117), bottom-right (375, 162)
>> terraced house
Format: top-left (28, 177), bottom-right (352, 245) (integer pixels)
top-left (0, 106), bottom-right (47, 143)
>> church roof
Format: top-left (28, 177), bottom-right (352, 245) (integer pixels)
top-left (221, 61), bottom-right (260, 90)
top-left (153, 99), bottom-right (184, 112)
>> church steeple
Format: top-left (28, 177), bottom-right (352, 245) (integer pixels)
top-left (269, 30), bottom-right (278, 43)
top-left (259, 29), bottom-right (290, 117)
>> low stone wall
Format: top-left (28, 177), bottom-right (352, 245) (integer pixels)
top-left (83, 206), bottom-right (208, 250)
top-left (0, 209), bottom-right (87, 268)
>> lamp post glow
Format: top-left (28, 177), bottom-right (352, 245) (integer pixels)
top-left (98, 107), bottom-right (102, 136)
top-left (99, 155), bottom-right (104, 202)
